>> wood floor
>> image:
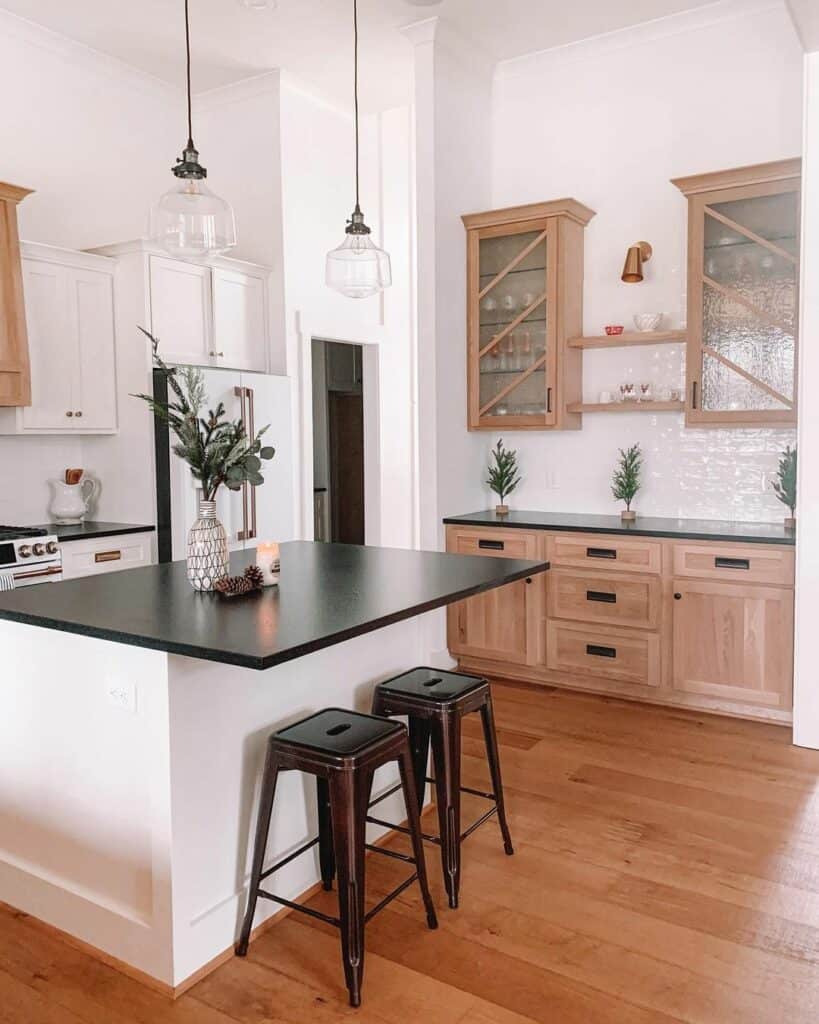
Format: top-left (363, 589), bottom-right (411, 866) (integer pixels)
top-left (4, 681), bottom-right (819, 1023)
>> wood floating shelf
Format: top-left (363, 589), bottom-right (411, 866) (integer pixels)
top-left (567, 330), bottom-right (686, 349)
top-left (566, 400), bottom-right (685, 413)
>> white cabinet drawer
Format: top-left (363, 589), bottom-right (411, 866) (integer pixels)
top-left (61, 533), bottom-right (154, 580)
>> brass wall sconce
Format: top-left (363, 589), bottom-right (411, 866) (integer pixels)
top-left (621, 241), bottom-right (652, 283)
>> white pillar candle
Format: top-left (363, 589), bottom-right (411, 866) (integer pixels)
top-left (256, 542), bottom-right (280, 587)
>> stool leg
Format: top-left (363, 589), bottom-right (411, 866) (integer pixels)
top-left (430, 713), bottom-right (462, 909)
top-left (236, 744), bottom-right (280, 956)
top-left (397, 746), bottom-right (438, 931)
top-left (480, 694), bottom-right (514, 856)
top-left (408, 716), bottom-right (431, 811)
top-left (329, 768), bottom-right (371, 1008)
top-left (316, 777), bottom-right (335, 891)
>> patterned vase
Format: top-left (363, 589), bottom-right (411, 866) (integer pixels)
top-left (187, 498), bottom-right (229, 591)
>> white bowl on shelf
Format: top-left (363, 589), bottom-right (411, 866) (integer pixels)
top-left (633, 312), bottom-right (663, 332)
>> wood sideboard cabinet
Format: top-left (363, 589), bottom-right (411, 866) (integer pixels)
top-left (446, 524), bottom-right (795, 723)
top-left (672, 159), bottom-right (800, 427)
top-left (461, 199), bottom-right (595, 432)
top-left (0, 181), bottom-right (32, 407)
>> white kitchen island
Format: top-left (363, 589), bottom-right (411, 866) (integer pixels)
top-left (0, 541), bottom-right (546, 993)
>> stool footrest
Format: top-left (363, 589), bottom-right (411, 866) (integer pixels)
top-left (461, 805), bottom-right (498, 841)
top-left (368, 782), bottom-right (403, 810)
top-left (365, 842), bottom-right (416, 865)
top-left (259, 837), bottom-right (319, 882)
top-left (423, 776), bottom-right (495, 802)
top-left (364, 873), bottom-right (419, 924)
top-left (257, 889), bottom-right (340, 928)
top-left (366, 814), bottom-right (439, 845)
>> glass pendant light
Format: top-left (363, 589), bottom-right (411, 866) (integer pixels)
top-left (326, 0), bottom-right (392, 299)
top-left (151, 0), bottom-right (236, 258)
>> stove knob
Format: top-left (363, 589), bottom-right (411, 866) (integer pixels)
top-left (32, 542), bottom-right (46, 556)
top-left (18, 544), bottom-right (32, 558)
top-left (46, 541), bottom-right (59, 555)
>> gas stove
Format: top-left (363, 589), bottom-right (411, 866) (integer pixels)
top-left (0, 526), bottom-right (62, 587)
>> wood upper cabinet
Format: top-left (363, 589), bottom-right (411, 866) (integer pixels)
top-left (445, 525), bottom-right (543, 665)
top-left (671, 579), bottom-right (793, 709)
top-left (0, 182), bottom-right (32, 407)
top-left (462, 199), bottom-right (594, 431)
top-left (672, 159), bottom-right (800, 426)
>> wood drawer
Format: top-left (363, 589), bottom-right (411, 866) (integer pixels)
top-left (61, 532), bottom-right (154, 580)
top-left (547, 532), bottom-right (661, 574)
top-left (446, 525), bottom-right (541, 561)
top-left (548, 568), bottom-right (660, 630)
top-left (546, 620), bottom-right (660, 687)
top-left (672, 542), bottom-right (793, 586)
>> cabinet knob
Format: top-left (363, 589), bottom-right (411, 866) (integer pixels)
top-left (75, 411), bottom-right (82, 418)
top-left (210, 351), bottom-right (224, 357)
top-left (525, 577), bottom-right (532, 584)
top-left (674, 592), bottom-right (682, 600)
top-left (66, 411), bottom-right (73, 417)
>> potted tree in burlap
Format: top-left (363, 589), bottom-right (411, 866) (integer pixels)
top-left (772, 444), bottom-right (797, 530)
top-left (611, 443), bottom-right (642, 522)
top-left (487, 438), bottom-right (521, 516)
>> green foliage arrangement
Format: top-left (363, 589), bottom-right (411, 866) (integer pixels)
top-left (611, 443), bottom-right (642, 512)
top-left (132, 328), bottom-right (275, 501)
top-left (487, 438), bottom-right (521, 506)
top-left (771, 444), bottom-right (797, 516)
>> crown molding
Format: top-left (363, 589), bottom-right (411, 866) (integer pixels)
top-left (0, 8), bottom-right (177, 98)
top-left (194, 71), bottom-right (281, 114)
top-left (400, 17), bottom-right (439, 48)
top-left (496, 0), bottom-right (788, 80)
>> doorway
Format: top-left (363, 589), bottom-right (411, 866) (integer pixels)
top-left (311, 340), bottom-right (365, 544)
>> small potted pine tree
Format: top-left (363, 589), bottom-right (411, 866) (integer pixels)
top-left (611, 443), bottom-right (642, 521)
top-left (771, 444), bottom-right (797, 529)
top-left (487, 438), bottom-right (521, 516)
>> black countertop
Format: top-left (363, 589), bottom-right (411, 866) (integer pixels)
top-left (32, 522), bottom-right (156, 543)
top-left (0, 541), bottom-right (548, 671)
top-left (443, 510), bottom-right (795, 545)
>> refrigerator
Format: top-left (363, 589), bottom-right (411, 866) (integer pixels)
top-left (154, 367), bottom-right (295, 563)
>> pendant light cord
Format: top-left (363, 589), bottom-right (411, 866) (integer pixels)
top-left (185, 0), bottom-right (194, 148)
top-left (354, 0), bottom-right (360, 211)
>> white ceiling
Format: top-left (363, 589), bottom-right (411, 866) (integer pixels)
top-left (0, 0), bottom-right (723, 110)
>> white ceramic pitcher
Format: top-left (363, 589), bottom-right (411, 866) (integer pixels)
top-left (48, 476), bottom-right (100, 524)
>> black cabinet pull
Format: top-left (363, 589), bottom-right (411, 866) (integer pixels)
top-left (691, 380), bottom-right (698, 409)
top-left (525, 578), bottom-right (532, 584)
top-left (587, 590), bottom-right (616, 604)
top-left (587, 644), bottom-right (617, 659)
top-left (478, 539), bottom-right (504, 551)
top-left (674, 592), bottom-right (682, 600)
top-left (547, 387), bottom-right (552, 414)
top-left (715, 556), bottom-right (750, 570)
top-left (587, 547), bottom-right (616, 560)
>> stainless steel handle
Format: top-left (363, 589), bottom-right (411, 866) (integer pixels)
top-left (246, 386), bottom-right (257, 540)
top-left (234, 386), bottom-right (250, 541)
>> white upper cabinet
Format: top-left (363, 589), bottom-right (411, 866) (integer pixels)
top-left (211, 267), bottom-right (267, 372)
top-left (0, 243), bottom-right (117, 435)
top-left (149, 256), bottom-right (212, 366)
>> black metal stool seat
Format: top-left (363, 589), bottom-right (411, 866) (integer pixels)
top-left (371, 668), bottom-right (513, 910)
top-left (236, 707), bottom-right (438, 1008)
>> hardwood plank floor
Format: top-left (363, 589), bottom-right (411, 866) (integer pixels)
top-left (3, 682), bottom-right (819, 1023)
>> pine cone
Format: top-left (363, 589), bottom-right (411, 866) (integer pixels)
top-left (243, 564), bottom-right (264, 589)
top-left (213, 574), bottom-right (255, 597)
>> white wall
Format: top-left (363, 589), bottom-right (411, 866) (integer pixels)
top-left (0, 10), bottom-right (178, 524)
top-left (794, 49), bottom-right (819, 748)
top-left (279, 76), bottom-right (417, 549)
top-left (483, 0), bottom-right (803, 522)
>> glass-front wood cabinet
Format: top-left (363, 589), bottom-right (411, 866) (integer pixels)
top-left (462, 199), bottom-right (595, 431)
top-left (673, 159), bottom-right (800, 426)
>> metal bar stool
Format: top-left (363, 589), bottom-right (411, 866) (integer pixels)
top-left (370, 668), bottom-right (513, 910)
top-left (236, 707), bottom-right (438, 1008)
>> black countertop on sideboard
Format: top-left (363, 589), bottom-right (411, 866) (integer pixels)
top-left (443, 510), bottom-right (795, 546)
top-left (0, 541), bottom-right (549, 670)
top-left (31, 522), bottom-right (156, 543)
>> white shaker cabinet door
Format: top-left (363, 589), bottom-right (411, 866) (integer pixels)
top-left (149, 255), bottom-right (212, 366)
top-left (73, 268), bottom-right (117, 431)
top-left (211, 268), bottom-right (267, 373)
top-left (20, 260), bottom-right (77, 431)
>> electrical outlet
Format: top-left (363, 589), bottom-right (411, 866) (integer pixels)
top-left (106, 680), bottom-right (137, 713)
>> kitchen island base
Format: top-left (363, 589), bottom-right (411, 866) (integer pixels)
top-left (0, 615), bottom-right (432, 991)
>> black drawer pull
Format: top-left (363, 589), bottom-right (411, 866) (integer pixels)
top-left (587, 590), bottom-right (616, 604)
top-left (715, 556), bottom-right (750, 570)
top-left (478, 539), bottom-right (504, 551)
top-left (587, 547), bottom-right (617, 560)
top-left (587, 644), bottom-right (617, 659)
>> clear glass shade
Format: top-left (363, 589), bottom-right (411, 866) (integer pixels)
top-left (150, 178), bottom-right (237, 258)
top-left (325, 232), bottom-right (392, 299)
